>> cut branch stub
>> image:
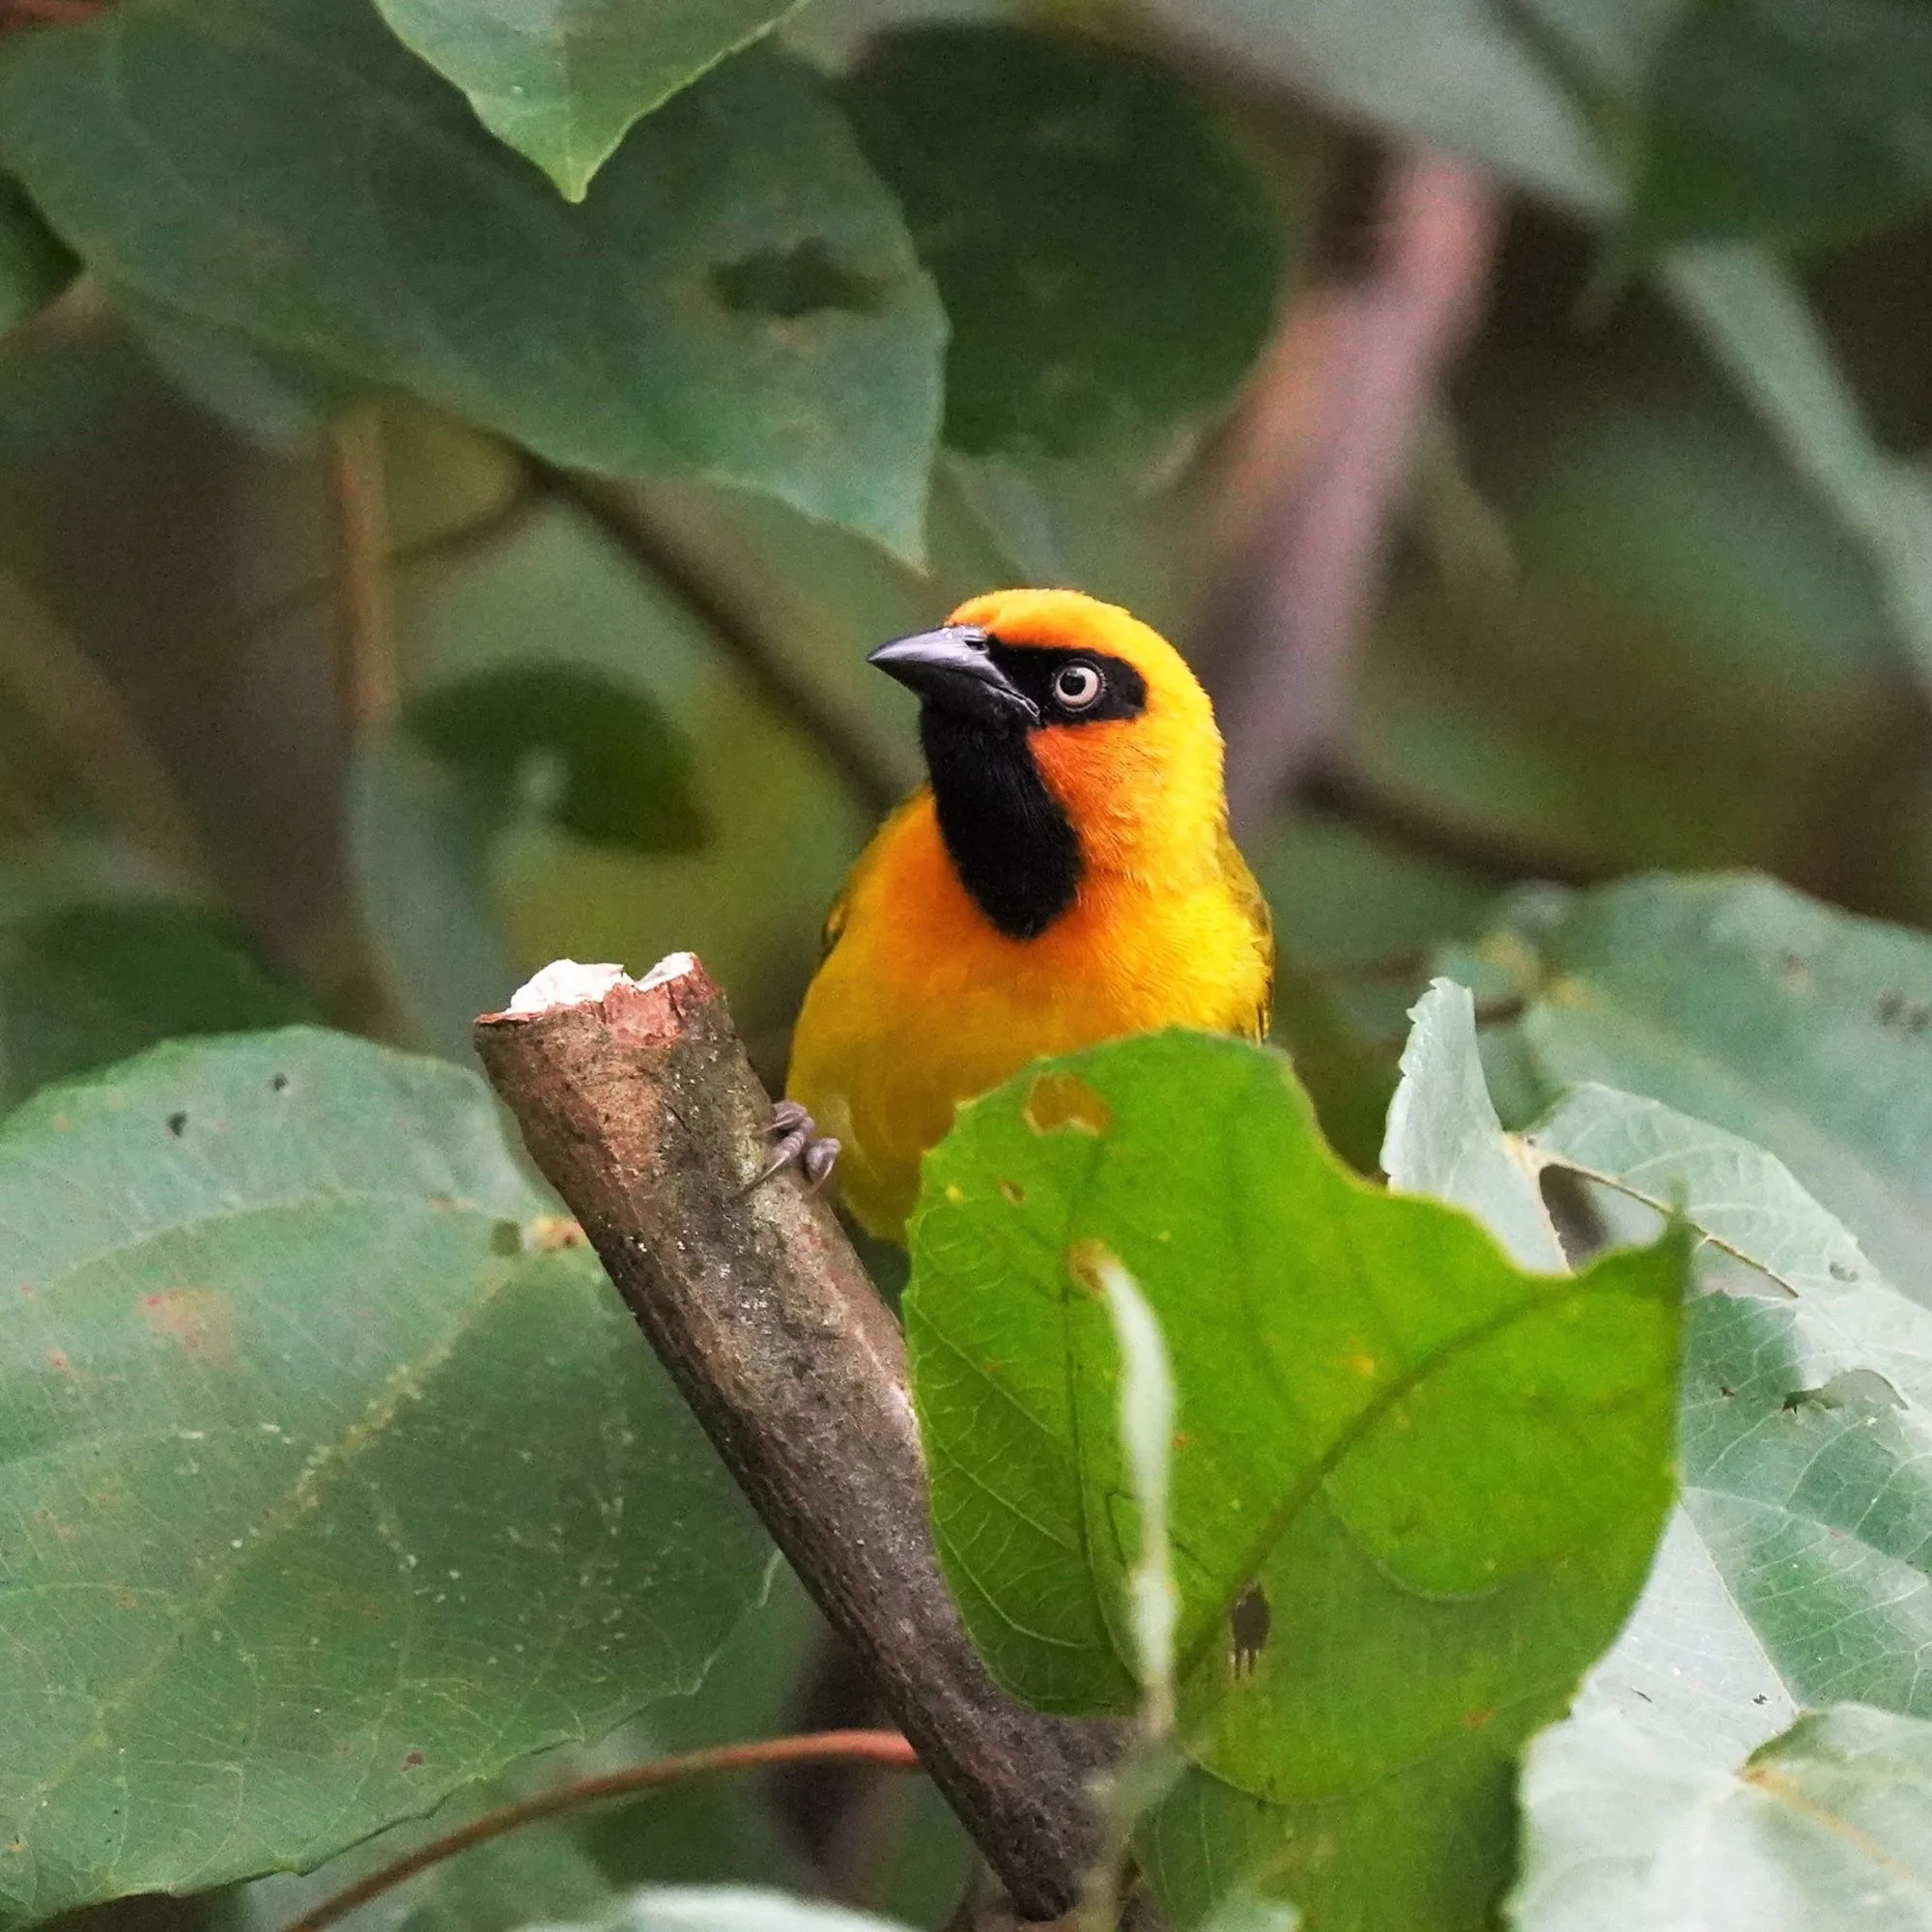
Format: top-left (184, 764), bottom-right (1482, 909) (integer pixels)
top-left (472, 953), bottom-right (1113, 1921)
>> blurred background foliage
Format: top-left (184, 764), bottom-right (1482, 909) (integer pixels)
top-left (4, 0), bottom-right (1932, 1919)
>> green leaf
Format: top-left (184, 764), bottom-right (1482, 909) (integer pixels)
top-left (0, 0), bottom-right (944, 556)
top-left (526, 1887), bottom-right (919, 1932)
top-left (1138, 0), bottom-right (1614, 212)
top-left (1660, 246), bottom-right (1932, 702)
top-left (371, 0), bottom-right (807, 201)
top-left (1512, 1704), bottom-right (1932, 1928)
top-left (1521, 1083), bottom-right (1932, 1739)
top-left (1381, 979), bottom-right (1564, 1270)
top-left (116, 289), bottom-right (360, 453)
top-left (1630, 0), bottom-right (1932, 248)
top-left (840, 27), bottom-right (1285, 458)
top-left (0, 901), bottom-right (307, 1114)
top-left (0, 175), bottom-right (71, 340)
top-left (904, 1031), bottom-right (1685, 1930)
top-left (1481, 871), bottom-right (1932, 1310)
top-left (407, 667), bottom-right (708, 858)
top-left (0, 1028), bottom-right (770, 1923)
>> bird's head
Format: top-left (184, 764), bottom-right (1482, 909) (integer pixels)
top-left (867, 588), bottom-right (1227, 915)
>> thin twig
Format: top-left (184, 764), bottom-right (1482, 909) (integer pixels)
top-left (224, 476), bottom-right (537, 660)
top-left (280, 1730), bottom-right (920, 1932)
top-left (0, 568), bottom-right (213, 893)
top-left (329, 406), bottom-right (398, 731)
top-left (1302, 760), bottom-right (1617, 889)
top-left (529, 462), bottom-right (903, 818)
top-left (1208, 153), bottom-right (1502, 834)
top-left (473, 959), bottom-right (1117, 1921)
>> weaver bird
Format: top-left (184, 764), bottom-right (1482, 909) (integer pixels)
top-left (776, 587), bottom-right (1274, 1243)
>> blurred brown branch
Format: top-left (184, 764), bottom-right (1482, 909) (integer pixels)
top-left (1207, 152), bottom-right (1502, 835)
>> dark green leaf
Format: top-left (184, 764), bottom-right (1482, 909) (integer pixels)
top-left (0, 1029), bottom-right (769, 1924)
top-left (841, 27), bottom-right (1285, 458)
top-left (904, 1031), bottom-right (1685, 1929)
top-left (1631, 0), bottom-right (1932, 248)
top-left (408, 668), bottom-right (707, 858)
top-left (1512, 1704), bottom-right (1932, 1928)
top-left (0, 175), bottom-right (71, 340)
top-left (347, 724), bottom-right (521, 1065)
top-left (117, 290), bottom-right (360, 452)
top-left (0, 901), bottom-right (306, 1113)
top-left (0, 1), bottom-right (944, 555)
top-left (372, 0), bottom-right (807, 201)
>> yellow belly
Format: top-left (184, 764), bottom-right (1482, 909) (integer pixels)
top-left (785, 799), bottom-right (1270, 1242)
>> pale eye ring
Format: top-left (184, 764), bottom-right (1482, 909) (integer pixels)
top-left (1052, 662), bottom-right (1104, 711)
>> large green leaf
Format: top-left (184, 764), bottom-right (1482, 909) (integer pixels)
top-left (0, 0), bottom-right (944, 555)
top-left (1631, 0), bottom-right (1932, 248)
top-left (904, 1032), bottom-right (1685, 1930)
top-left (1512, 1704), bottom-right (1932, 1929)
top-left (1523, 1084), bottom-right (1932, 1740)
top-left (1377, 980), bottom-right (1932, 1924)
top-left (0, 1029), bottom-right (770, 1923)
top-left (840, 27), bottom-right (1285, 458)
top-left (1472, 872), bottom-right (1932, 1310)
top-left (372, 0), bottom-right (806, 201)
top-left (1138, 0), bottom-right (1614, 211)
top-left (0, 901), bottom-right (306, 1114)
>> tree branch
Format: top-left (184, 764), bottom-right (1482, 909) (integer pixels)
top-left (472, 957), bottom-right (1115, 1923)
top-left (280, 1730), bottom-right (919, 1932)
top-left (529, 464), bottom-right (904, 820)
top-left (1208, 153), bottom-right (1502, 835)
top-left (0, 567), bottom-right (214, 894)
top-left (329, 406), bottom-right (398, 731)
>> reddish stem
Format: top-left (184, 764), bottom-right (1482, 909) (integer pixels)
top-left (279, 1730), bottom-right (921, 1932)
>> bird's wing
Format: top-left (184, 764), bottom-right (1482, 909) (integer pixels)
top-left (818, 786), bottom-right (929, 959)
top-left (1217, 818), bottom-right (1276, 1041)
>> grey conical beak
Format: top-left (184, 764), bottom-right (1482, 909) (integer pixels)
top-left (867, 625), bottom-right (1039, 725)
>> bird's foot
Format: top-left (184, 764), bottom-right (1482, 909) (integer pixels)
top-left (747, 1099), bottom-right (840, 1194)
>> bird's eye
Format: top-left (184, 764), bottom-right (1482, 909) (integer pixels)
top-left (1052, 662), bottom-right (1104, 712)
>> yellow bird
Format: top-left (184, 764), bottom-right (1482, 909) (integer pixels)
top-left (776, 588), bottom-right (1274, 1243)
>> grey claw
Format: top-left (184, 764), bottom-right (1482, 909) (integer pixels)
top-left (802, 1137), bottom-right (841, 1190)
top-left (746, 1103), bottom-right (840, 1196)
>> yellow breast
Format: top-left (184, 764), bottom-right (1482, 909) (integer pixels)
top-left (785, 791), bottom-right (1272, 1242)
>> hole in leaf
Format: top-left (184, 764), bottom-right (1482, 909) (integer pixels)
top-left (1782, 1368), bottom-right (1905, 1412)
top-left (165, 1111), bottom-right (186, 1137)
top-left (710, 239), bottom-right (888, 320)
top-left (1230, 1581), bottom-right (1270, 1677)
top-left (1877, 986), bottom-right (1932, 1034)
top-left (1023, 1071), bottom-right (1110, 1136)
